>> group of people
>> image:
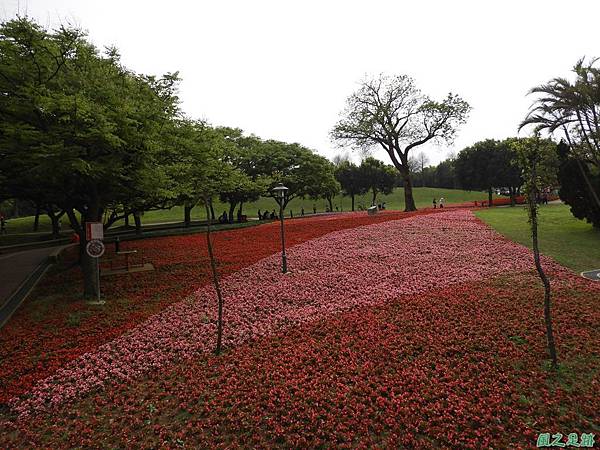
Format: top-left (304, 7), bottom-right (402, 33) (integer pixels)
top-left (218, 209), bottom-right (249, 224)
top-left (432, 197), bottom-right (445, 209)
top-left (257, 210), bottom-right (278, 220)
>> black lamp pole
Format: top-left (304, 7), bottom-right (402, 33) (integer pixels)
top-left (273, 183), bottom-right (288, 273)
top-left (279, 196), bottom-right (287, 273)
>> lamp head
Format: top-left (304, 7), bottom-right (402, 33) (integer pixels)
top-left (272, 183), bottom-right (288, 199)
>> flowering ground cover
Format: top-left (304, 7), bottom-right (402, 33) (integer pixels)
top-left (0, 209), bottom-right (439, 405)
top-left (0, 209), bottom-right (598, 448)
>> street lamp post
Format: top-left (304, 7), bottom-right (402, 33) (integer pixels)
top-left (272, 183), bottom-right (288, 273)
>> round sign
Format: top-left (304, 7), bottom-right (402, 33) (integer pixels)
top-left (86, 239), bottom-right (105, 258)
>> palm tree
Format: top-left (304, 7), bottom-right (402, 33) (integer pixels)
top-left (520, 58), bottom-right (600, 209)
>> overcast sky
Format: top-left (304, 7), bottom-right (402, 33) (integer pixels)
top-left (2, 0), bottom-right (598, 165)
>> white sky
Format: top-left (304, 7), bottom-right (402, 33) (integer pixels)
top-left (2, 0), bottom-right (598, 166)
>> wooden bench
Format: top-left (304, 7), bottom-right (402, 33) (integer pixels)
top-left (111, 249), bottom-right (144, 271)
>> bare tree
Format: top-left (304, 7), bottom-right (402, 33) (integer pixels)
top-left (407, 155), bottom-right (420, 174)
top-left (514, 136), bottom-right (558, 369)
top-left (416, 151), bottom-right (430, 186)
top-left (331, 152), bottom-right (350, 167)
top-left (331, 74), bottom-right (470, 211)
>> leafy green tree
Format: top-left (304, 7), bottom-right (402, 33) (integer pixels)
top-left (455, 139), bottom-right (523, 206)
top-left (334, 161), bottom-right (366, 211)
top-left (215, 128), bottom-right (269, 222)
top-left (455, 140), bottom-right (498, 205)
top-left (307, 160), bottom-right (341, 212)
top-left (331, 74), bottom-right (470, 211)
top-left (433, 159), bottom-right (457, 189)
top-left (359, 157), bottom-right (397, 206)
top-left (250, 140), bottom-right (337, 210)
top-left (556, 140), bottom-right (599, 227)
top-left (0, 17), bottom-right (179, 297)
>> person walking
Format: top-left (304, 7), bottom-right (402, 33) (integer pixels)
top-left (0, 215), bottom-right (6, 234)
top-left (439, 197), bottom-right (445, 208)
top-left (432, 198), bottom-right (437, 209)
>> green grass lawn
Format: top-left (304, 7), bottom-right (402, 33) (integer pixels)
top-left (1, 187), bottom-right (494, 240)
top-left (475, 203), bottom-right (600, 273)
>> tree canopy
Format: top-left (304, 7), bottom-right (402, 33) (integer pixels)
top-left (455, 139), bottom-right (524, 205)
top-left (0, 17), bottom-right (340, 296)
top-left (331, 74), bottom-right (470, 211)
top-left (521, 57), bottom-right (600, 222)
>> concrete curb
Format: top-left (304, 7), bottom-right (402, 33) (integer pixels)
top-left (0, 259), bottom-right (51, 329)
top-left (0, 244), bottom-right (75, 329)
top-left (581, 269), bottom-right (600, 281)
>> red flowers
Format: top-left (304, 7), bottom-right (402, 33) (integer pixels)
top-left (3, 264), bottom-right (599, 448)
top-left (1, 208), bottom-right (598, 448)
top-left (0, 210), bottom-right (427, 404)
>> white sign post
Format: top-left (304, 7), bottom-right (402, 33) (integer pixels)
top-left (86, 222), bottom-right (104, 241)
top-left (85, 223), bottom-right (105, 303)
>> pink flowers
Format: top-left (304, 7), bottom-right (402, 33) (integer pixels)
top-left (9, 209), bottom-right (567, 418)
top-left (2, 208), bottom-right (599, 448)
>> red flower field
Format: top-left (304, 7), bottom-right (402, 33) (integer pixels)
top-left (1, 208), bottom-right (598, 448)
top-left (0, 209), bottom-right (433, 404)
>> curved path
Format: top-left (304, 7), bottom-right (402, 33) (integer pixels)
top-left (0, 246), bottom-right (60, 327)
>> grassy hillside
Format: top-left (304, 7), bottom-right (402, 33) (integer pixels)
top-left (475, 203), bottom-right (600, 272)
top-left (1, 187), bottom-right (493, 238)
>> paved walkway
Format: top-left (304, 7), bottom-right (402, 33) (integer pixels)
top-left (0, 246), bottom-right (59, 310)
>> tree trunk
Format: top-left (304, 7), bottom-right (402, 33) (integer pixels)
top-left (204, 200), bottom-right (224, 355)
top-left (327, 196), bottom-right (333, 211)
top-left (184, 204), bottom-right (193, 227)
top-left (209, 202), bottom-right (216, 221)
top-left (49, 213), bottom-right (60, 238)
top-left (509, 186), bottom-right (516, 207)
top-left (351, 194), bottom-right (355, 211)
top-left (33, 206), bottom-right (40, 232)
top-left (401, 167), bottom-right (417, 212)
top-left (239, 201), bottom-right (244, 216)
top-left (133, 210), bottom-right (142, 235)
top-left (228, 202), bottom-right (236, 224)
top-left (488, 188), bottom-right (493, 207)
top-left (371, 188), bottom-right (378, 206)
top-left (124, 213), bottom-right (130, 227)
top-left (528, 183), bottom-right (558, 369)
top-left (65, 208), bottom-right (83, 262)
